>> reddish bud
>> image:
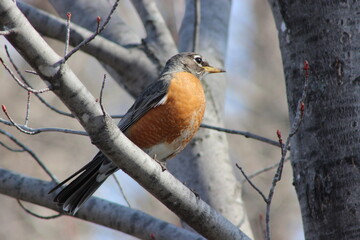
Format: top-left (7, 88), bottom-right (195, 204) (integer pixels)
top-left (150, 233), bottom-right (156, 240)
top-left (303, 60), bottom-right (309, 71)
top-left (276, 130), bottom-right (282, 139)
top-left (66, 12), bottom-right (72, 19)
top-left (300, 102), bottom-right (305, 112)
top-left (2, 104), bottom-right (7, 112)
top-left (95, 98), bottom-right (99, 102)
top-left (97, 16), bottom-right (101, 23)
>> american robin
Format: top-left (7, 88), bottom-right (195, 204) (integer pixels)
top-left (49, 52), bottom-right (225, 215)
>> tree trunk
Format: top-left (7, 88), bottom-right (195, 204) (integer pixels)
top-left (269, 1), bottom-right (360, 239)
top-left (168, 0), bottom-right (253, 237)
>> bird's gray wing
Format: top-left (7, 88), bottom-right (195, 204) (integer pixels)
top-left (119, 78), bottom-right (170, 132)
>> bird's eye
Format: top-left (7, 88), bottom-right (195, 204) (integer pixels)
top-left (194, 56), bottom-right (202, 64)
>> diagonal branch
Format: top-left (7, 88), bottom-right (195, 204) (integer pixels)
top-left (0, 168), bottom-right (204, 240)
top-left (0, 129), bottom-right (58, 182)
top-left (17, 1), bottom-right (159, 97)
top-left (131, 0), bottom-right (177, 60)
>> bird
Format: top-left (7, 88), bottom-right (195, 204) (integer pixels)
top-left (49, 52), bottom-right (225, 215)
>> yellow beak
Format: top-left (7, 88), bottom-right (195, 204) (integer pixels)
top-left (203, 66), bottom-right (225, 73)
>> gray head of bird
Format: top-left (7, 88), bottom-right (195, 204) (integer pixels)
top-left (161, 52), bottom-right (225, 79)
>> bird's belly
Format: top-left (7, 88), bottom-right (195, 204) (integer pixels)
top-left (126, 72), bottom-right (205, 161)
top-left (143, 111), bottom-right (202, 161)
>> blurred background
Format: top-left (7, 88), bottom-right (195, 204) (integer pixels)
top-left (0, 0), bottom-right (304, 239)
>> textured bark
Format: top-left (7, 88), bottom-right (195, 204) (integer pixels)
top-left (269, 1), bottom-right (360, 239)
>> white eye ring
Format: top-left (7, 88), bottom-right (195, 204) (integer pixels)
top-left (194, 55), bottom-right (203, 64)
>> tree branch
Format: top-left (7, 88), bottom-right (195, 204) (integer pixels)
top-left (0, 168), bottom-right (205, 240)
top-left (17, 1), bottom-right (159, 97)
top-left (131, 0), bottom-right (177, 61)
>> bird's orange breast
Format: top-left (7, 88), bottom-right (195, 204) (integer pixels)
top-left (125, 72), bottom-right (206, 160)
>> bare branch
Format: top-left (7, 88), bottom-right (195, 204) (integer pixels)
top-left (0, 29), bottom-right (12, 35)
top-left (0, 55), bottom-right (51, 93)
top-left (236, 163), bottom-right (268, 203)
top-left (192, 0), bottom-right (201, 52)
top-left (112, 174), bottom-right (132, 208)
top-left (24, 70), bottom-right (38, 75)
top-left (0, 168), bottom-right (205, 240)
top-left (64, 12), bottom-right (71, 56)
top-left (201, 123), bottom-right (283, 148)
top-left (264, 60), bottom-right (310, 240)
top-left (17, 199), bottom-right (61, 219)
top-left (18, 1), bottom-right (160, 97)
top-left (24, 91), bottom-right (31, 126)
top-left (61, 0), bottom-right (120, 63)
top-left (131, 0), bottom-right (177, 59)
top-left (241, 157), bottom-right (291, 184)
top-left (0, 141), bottom-right (24, 152)
top-left (2, 104), bottom-right (37, 135)
top-left (0, 118), bottom-right (87, 136)
top-left (0, 129), bottom-right (58, 182)
top-left (99, 74), bottom-right (107, 116)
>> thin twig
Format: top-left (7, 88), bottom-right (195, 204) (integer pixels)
top-left (192, 0), bottom-right (201, 52)
top-left (3, 45), bottom-right (51, 93)
top-left (24, 92), bottom-right (31, 126)
top-left (99, 74), bottom-right (107, 116)
top-left (200, 123), bottom-right (283, 148)
top-left (112, 174), bottom-right (131, 208)
top-left (64, 12), bottom-right (71, 56)
top-left (0, 56), bottom-right (51, 93)
top-left (24, 70), bottom-right (38, 75)
top-left (264, 60), bottom-right (310, 240)
top-left (0, 129), bottom-right (58, 182)
top-left (2, 105), bottom-right (36, 135)
top-left (61, 0), bottom-right (120, 63)
top-left (0, 117), bottom-right (87, 136)
top-left (0, 30), bottom-right (12, 35)
top-left (3, 51), bottom-right (73, 117)
top-left (241, 157), bottom-right (290, 184)
top-left (236, 163), bottom-right (268, 203)
top-left (0, 141), bottom-right (25, 152)
top-left (17, 199), bottom-right (62, 219)
top-left (140, 39), bottom-right (163, 73)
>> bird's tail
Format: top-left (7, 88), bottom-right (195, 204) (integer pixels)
top-left (49, 152), bottom-right (117, 215)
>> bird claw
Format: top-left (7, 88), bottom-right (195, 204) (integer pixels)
top-left (153, 154), bottom-right (167, 172)
top-left (190, 188), bottom-right (200, 200)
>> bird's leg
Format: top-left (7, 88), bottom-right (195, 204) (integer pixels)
top-left (153, 154), bottom-right (167, 172)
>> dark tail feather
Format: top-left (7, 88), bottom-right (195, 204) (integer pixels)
top-left (49, 152), bottom-right (114, 215)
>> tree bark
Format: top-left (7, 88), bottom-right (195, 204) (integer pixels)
top-left (269, 1), bottom-right (360, 239)
top-left (0, 168), bottom-right (205, 240)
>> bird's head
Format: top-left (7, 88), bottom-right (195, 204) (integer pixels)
top-left (161, 52), bottom-right (225, 79)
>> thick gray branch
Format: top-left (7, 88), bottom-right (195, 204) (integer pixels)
top-left (0, 1), bottom-right (249, 239)
top-left (131, 0), bottom-right (177, 62)
top-left (17, 1), bottom-right (159, 97)
top-left (0, 168), bottom-right (204, 240)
